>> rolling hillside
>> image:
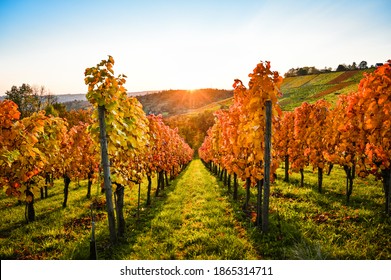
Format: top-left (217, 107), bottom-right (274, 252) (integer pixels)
top-left (1, 69), bottom-right (369, 115)
top-left (135, 88), bottom-right (233, 116)
top-left (279, 69), bottom-right (373, 111)
top-left (176, 68), bottom-right (375, 115)
top-left (163, 69), bottom-right (375, 152)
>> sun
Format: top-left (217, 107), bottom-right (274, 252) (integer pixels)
top-left (187, 89), bottom-right (197, 94)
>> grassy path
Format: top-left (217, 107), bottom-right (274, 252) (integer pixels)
top-left (116, 159), bottom-right (259, 260)
top-left (2, 158), bottom-right (389, 259)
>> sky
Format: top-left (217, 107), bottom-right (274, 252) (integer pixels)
top-left (0, 0), bottom-right (390, 95)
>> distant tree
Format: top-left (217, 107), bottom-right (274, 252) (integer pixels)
top-left (45, 105), bottom-right (59, 117)
top-left (297, 67), bottom-right (308, 75)
top-left (359, 61), bottom-right (368, 69)
top-left (284, 68), bottom-right (298, 77)
top-left (351, 62), bottom-right (357, 70)
top-left (321, 67), bottom-right (332, 73)
top-left (33, 85), bottom-right (58, 109)
top-left (4, 84), bottom-right (57, 118)
top-left (285, 66), bottom-right (320, 77)
top-left (336, 64), bottom-right (348, 71)
top-left (5, 84), bottom-right (38, 118)
top-left (308, 66), bottom-right (320, 75)
top-left (52, 103), bottom-right (67, 116)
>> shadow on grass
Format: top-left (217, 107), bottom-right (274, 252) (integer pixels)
top-left (69, 164), bottom-right (191, 260)
top-left (204, 165), bottom-right (331, 260)
top-left (284, 172), bottom-right (386, 217)
top-left (0, 205), bottom-right (64, 240)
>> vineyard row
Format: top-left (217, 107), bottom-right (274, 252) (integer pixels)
top-left (0, 57), bottom-right (193, 244)
top-left (199, 61), bottom-right (391, 219)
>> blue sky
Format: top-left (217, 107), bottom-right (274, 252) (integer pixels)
top-left (0, 0), bottom-right (390, 95)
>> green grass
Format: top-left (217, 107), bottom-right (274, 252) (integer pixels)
top-left (282, 74), bottom-right (319, 89)
top-left (104, 160), bottom-right (259, 260)
top-left (1, 160), bottom-right (390, 259)
top-left (0, 179), bottom-right (104, 259)
top-left (227, 164), bottom-right (391, 259)
top-left (279, 84), bottom-right (334, 111)
top-left (305, 72), bottom-right (345, 86)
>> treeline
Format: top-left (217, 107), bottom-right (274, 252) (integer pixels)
top-left (284, 60), bottom-right (375, 77)
top-left (136, 88), bottom-right (233, 116)
top-left (2, 84), bottom-right (59, 118)
top-left (1, 83), bottom-right (93, 117)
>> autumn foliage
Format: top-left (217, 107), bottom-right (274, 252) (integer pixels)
top-left (0, 57), bottom-right (193, 226)
top-left (200, 61), bottom-right (282, 184)
top-left (200, 60), bottom-right (391, 217)
top-left (1, 57), bottom-right (391, 231)
top-left (276, 62), bottom-right (391, 214)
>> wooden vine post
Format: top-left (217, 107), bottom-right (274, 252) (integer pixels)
top-left (98, 102), bottom-right (116, 244)
top-left (90, 204), bottom-right (97, 260)
top-left (85, 56), bottom-right (120, 244)
top-left (199, 61), bottom-right (282, 233)
top-left (262, 100), bottom-right (272, 232)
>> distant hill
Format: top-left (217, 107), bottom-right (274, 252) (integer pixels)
top-left (164, 69), bottom-right (374, 152)
top-left (55, 89), bottom-right (234, 116)
top-left (0, 70), bottom-right (373, 115)
top-left (53, 91), bottom-right (156, 103)
top-left (55, 69), bottom-right (370, 115)
top-left (135, 88), bottom-right (233, 116)
top-left (173, 69), bottom-right (375, 116)
top-left (55, 94), bottom-right (86, 103)
top-left (51, 89), bottom-right (233, 114)
top-left (55, 91), bottom-right (159, 110)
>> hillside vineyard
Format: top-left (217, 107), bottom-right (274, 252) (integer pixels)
top-left (0, 57), bottom-right (390, 252)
